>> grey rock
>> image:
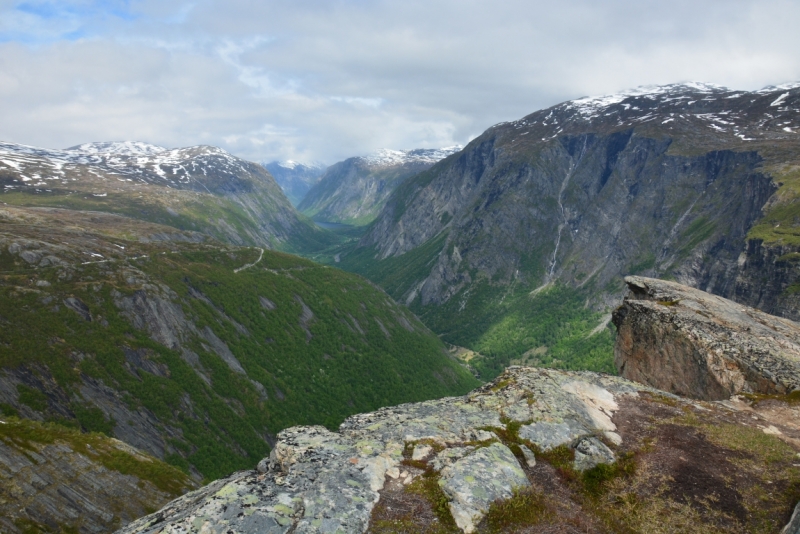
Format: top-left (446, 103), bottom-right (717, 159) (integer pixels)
top-left (118, 368), bottom-right (659, 534)
top-left (63, 297), bottom-right (92, 321)
top-left (439, 443), bottom-right (529, 533)
top-left (573, 437), bottom-right (616, 471)
top-left (614, 276), bottom-right (800, 399)
top-left (519, 445), bottom-right (536, 468)
top-left (783, 501), bottom-right (800, 534)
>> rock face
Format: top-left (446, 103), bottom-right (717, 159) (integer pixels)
top-left (0, 417), bottom-right (194, 534)
top-left (299, 147), bottom-right (461, 226)
top-left (613, 276), bottom-right (800, 400)
top-left (117, 367), bottom-right (651, 534)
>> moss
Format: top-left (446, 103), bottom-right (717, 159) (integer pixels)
top-left (581, 452), bottom-right (636, 497)
top-left (482, 487), bottom-right (553, 532)
top-left (406, 470), bottom-right (459, 532)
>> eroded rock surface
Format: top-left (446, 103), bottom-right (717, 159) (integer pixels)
top-left (117, 368), bottom-right (657, 534)
top-left (614, 276), bottom-right (800, 400)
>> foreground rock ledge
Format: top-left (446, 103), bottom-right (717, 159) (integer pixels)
top-left (613, 275), bottom-right (800, 400)
top-left (117, 368), bottom-right (652, 534)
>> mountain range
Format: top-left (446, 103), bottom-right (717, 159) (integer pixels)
top-left (299, 147), bottom-right (462, 226)
top-left (0, 141), bottom-right (332, 253)
top-left (262, 160), bottom-right (327, 207)
top-left (336, 82), bottom-right (800, 378)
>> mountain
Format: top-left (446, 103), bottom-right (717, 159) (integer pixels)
top-left (298, 147), bottom-right (462, 226)
top-left (338, 82), bottom-right (800, 379)
top-left (120, 289), bottom-right (800, 534)
top-left (0, 203), bottom-right (479, 488)
top-left (0, 141), bottom-right (333, 253)
top-left (262, 160), bottom-right (327, 207)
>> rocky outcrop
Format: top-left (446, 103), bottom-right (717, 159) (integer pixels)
top-left (613, 276), bottom-right (800, 400)
top-left (118, 367), bottom-right (653, 534)
top-left (0, 417), bottom-right (194, 534)
top-left (118, 362), bottom-right (800, 533)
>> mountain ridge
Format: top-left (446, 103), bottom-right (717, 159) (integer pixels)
top-left (298, 146), bottom-right (462, 226)
top-left (337, 82), bottom-right (800, 379)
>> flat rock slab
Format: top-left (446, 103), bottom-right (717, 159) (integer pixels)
top-left (613, 276), bottom-right (800, 400)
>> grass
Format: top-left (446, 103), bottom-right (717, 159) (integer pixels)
top-left (747, 166), bottom-right (800, 246)
top-left (482, 488), bottom-right (553, 533)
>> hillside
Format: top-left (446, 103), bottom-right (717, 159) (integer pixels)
top-left (263, 160), bottom-right (326, 207)
top-left (0, 141), bottom-right (333, 253)
top-left (298, 147), bottom-right (461, 226)
top-left (337, 82), bottom-right (800, 379)
top-left (0, 416), bottom-right (195, 534)
top-left (0, 204), bottom-right (479, 486)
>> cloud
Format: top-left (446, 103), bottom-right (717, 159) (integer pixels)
top-left (0, 0), bottom-right (798, 164)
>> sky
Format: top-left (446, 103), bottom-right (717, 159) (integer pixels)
top-left (0, 0), bottom-right (799, 165)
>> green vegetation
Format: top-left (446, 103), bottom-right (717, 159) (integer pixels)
top-left (483, 488), bottom-right (553, 532)
top-left (747, 166), bottom-right (800, 245)
top-left (340, 242), bottom-right (614, 381)
top-left (0, 236), bottom-right (477, 480)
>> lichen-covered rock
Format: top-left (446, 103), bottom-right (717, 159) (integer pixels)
top-left (573, 437), bottom-right (616, 471)
top-left (613, 276), bottom-right (800, 400)
top-left (439, 442), bottom-right (529, 533)
top-left (118, 367), bottom-right (659, 534)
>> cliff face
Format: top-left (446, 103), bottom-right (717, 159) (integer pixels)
top-left (612, 276), bottom-right (800, 400)
top-left (338, 85), bottom-right (800, 376)
top-left (299, 148), bottom-right (461, 226)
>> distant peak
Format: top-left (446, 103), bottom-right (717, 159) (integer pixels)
top-left (360, 146), bottom-right (463, 166)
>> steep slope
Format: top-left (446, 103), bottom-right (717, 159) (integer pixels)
top-left (341, 83), bottom-right (800, 378)
top-left (263, 160), bottom-right (326, 207)
top-left (299, 147), bottom-right (461, 226)
top-left (0, 141), bottom-right (333, 252)
top-left (0, 416), bottom-right (195, 534)
top-left (0, 205), bottom-right (479, 482)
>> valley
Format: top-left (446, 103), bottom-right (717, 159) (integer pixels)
top-left (1, 81), bottom-right (800, 534)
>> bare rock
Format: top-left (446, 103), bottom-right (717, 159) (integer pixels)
top-left (613, 276), bottom-right (800, 400)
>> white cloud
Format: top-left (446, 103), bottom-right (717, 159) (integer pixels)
top-left (0, 0), bottom-right (798, 164)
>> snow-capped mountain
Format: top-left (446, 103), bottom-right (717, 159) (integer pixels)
top-left (359, 146), bottom-right (463, 167)
top-left (298, 146), bottom-right (463, 226)
top-left (262, 160), bottom-right (327, 207)
top-left (0, 141), bottom-right (329, 249)
top-left (503, 82), bottom-right (799, 143)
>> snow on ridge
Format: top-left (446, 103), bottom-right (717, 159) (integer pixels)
top-left (565, 82), bottom-right (729, 117)
top-left (360, 145), bottom-right (463, 166)
top-left (757, 81), bottom-right (800, 93)
top-left (67, 141), bottom-right (168, 156)
top-left (270, 160), bottom-right (326, 171)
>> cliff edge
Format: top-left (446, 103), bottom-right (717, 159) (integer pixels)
top-left (613, 276), bottom-right (800, 400)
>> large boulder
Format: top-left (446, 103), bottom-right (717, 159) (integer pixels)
top-left (613, 276), bottom-right (800, 400)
